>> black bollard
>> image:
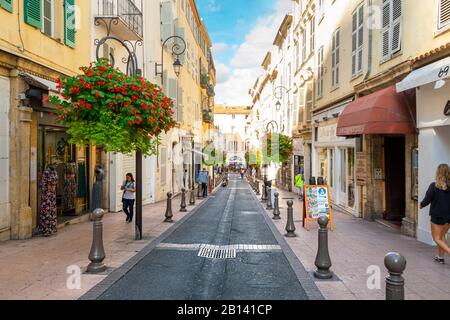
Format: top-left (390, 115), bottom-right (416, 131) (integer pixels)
top-left (385, 252), bottom-right (406, 300)
top-left (266, 187), bottom-right (273, 210)
top-left (314, 216), bottom-right (333, 279)
top-left (285, 200), bottom-right (296, 237)
top-left (87, 209), bottom-right (107, 274)
top-left (164, 192), bottom-right (173, 223)
top-left (261, 185), bottom-right (268, 202)
top-left (189, 186), bottom-right (196, 206)
top-left (180, 188), bottom-right (187, 212)
top-left (273, 192), bottom-right (281, 220)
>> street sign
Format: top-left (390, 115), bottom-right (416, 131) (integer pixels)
top-left (302, 185), bottom-right (334, 231)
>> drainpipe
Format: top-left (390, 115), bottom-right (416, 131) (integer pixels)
top-left (364, 0), bottom-right (373, 82)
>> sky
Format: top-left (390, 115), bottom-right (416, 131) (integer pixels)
top-left (197, 0), bottom-right (292, 106)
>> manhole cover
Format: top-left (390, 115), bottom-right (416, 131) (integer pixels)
top-left (198, 245), bottom-right (236, 259)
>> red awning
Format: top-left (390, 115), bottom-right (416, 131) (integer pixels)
top-left (336, 86), bottom-right (416, 137)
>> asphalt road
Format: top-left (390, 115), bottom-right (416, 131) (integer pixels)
top-left (96, 174), bottom-right (314, 300)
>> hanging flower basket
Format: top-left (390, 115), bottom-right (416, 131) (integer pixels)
top-left (50, 60), bottom-right (177, 156)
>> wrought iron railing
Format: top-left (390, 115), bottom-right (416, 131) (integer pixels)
top-left (96, 0), bottom-right (143, 38)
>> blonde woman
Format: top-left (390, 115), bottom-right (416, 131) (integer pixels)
top-left (420, 164), bottom-right (450, 264)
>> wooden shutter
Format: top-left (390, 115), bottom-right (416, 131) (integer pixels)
top-left (160, 1), bottom-right (173, 43)
top-left (168, 78), bottom-right (177, 120)
top-left (0, 0), bottom-right (13, 12)
top-left (24, 0), bottom-right (41, 28)
top-left (176, 26), bottom-right (185, 64)
top-left (439, 0), bottom-right (450, 29)
top-left (381, 0), bottom-right (391, 60)
top-left (64, 0), bottom-right (76, 48)
top-left (352, 5), bottom-right (364, 75)
top-left (391, 0), bottom-right (402, 54)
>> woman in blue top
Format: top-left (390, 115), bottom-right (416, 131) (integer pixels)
top-left (121, 173), bottom-right (136, 223)
top-left (420, 164), bottom-right (450, 264)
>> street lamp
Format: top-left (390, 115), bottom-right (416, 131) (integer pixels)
top-left (94, 17), bottom-right (144, 240)
top-left (273, 86), bottom-right (289, 111)
top-left (155, 36), bottom-right (187, 83)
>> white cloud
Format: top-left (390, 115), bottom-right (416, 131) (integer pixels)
top-left (215, 63), bottom-right (232, 84)
top-left (214, 0), bottom-right (292, 106)
top-left (205, 0), bottom-right (221, 13)
top-left (211, 42), bottom-right (229, 54)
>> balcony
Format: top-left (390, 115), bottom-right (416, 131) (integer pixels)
top-left (95, 0), bottom-right (143, 40)
top-left (202, 109), bottom-right (214, 124)
top-left (207, 84), bottom-right (215, 97)
top-left (200, 74), bottom-right (210, 89)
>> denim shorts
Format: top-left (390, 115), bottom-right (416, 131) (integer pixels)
top-left (431, 216), bottom-right (450, 226)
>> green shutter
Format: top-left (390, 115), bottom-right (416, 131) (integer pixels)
top-left (0, 0), bottom-right (13, 13)
top-left (24, 0), bottom-right (41, 28)
top-left (64, 0), bottom-right (75, 48)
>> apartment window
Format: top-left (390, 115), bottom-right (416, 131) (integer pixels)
top-left (295, 40), bottom-right (300, 70)
top-left (302, 29), bottom-right (307, 63)
top-left (332, 29), bottom-right (340, 88)
top-left (305, 82), bottom-right (313, 122)
top-left (352, 4), bottom-right (364, 76)
top-left (42, 0), bottom-right (54, 37)
top-left (438, 0), bottom-right (450, 30)
top-left (318, 0), bottom-right (324, 19)
top-left (317, 46), bottom-right (324, 98)
top-left (0, 0), bottom-right (13, 12)
top-left (381, 0), bottom-right (402, 62)
top-left (310, 16), bottom-right (315, 53)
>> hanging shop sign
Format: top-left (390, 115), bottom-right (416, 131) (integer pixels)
top-left (302, 185), bottom-right (334, 231)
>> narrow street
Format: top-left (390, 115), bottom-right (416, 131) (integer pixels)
top-left (88, 174), bottom-right (321, 300)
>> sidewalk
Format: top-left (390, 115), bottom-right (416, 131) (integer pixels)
top-left (265, 186), bottom-right (450, 300)
top-left (0, 192), bottom-right (209, 300)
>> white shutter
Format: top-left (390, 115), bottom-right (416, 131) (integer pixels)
top-left (168, 78), bottom-right (177, 120)
top-left (160, 1), bottom-right (173, 43)
top-left (391, 0), bottom-right (402, 54)
top-left (439, 0), bottom-right (450, 29)
top-left (352, 5), bottom-right (364, 75)
top-left (176, 26), bottom-right (186, 64)
top-left (381, 0), bottom-right (391, 61)
top-left (177, 85), bottom-right (183, 123)
top-left (352, 11), bottom-right (358, 75)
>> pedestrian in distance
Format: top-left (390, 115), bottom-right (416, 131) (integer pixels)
top-left (198, 168), bottom-right (209, 198)
top-left (420, 164), bottom-right (450, 264)
top-left (121, 173), bottom-right (136, 224)
top-left (240, 168), bottom-right (245, 180)
top-left (183, 169), bottom-right (189, 189)
top-left (295, 172), bottom-right (305, 201)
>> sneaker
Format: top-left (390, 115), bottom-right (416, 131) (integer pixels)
top-left (434, 256), bottom-right (445, 264)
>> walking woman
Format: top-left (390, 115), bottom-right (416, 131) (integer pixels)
top-left (420, 164), bottom-right (450, 264)
top-left (121, 173), bottom-right (136, 223)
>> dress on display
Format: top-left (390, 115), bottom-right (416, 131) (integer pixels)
top-left (62, 163), bottom-right (77, 212)
top-left (39, 167), bottom-right (58, 236)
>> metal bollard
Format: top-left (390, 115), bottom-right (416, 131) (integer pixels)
top-left (266, 187), bottom-right (273, 210)
top-left (87, 209), bottom-right (107, 274)
top-left (180, 188), bottom-right (187, 212)
top-left (273, 192), bottom-right (281, 220)
top-left (261, 185), bottom-right (268, 202)
top-left (189, 187), bottom-right (196, 206)
top-left (285, 200), bottom-right (296, 237)
top-left (385, 252), bottom-right (406, 300)
top-left (314, 216), bottom-right (333, 279)
top-left (164, 192), bottom-right (173, 223)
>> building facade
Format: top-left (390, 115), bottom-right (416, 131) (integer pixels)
top-left (0, 0), bottom-right (92, 240)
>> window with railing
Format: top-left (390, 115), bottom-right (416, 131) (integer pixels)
top-left (96, 0), bottom-right (143, 37)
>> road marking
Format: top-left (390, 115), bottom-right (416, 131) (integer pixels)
top-left (156, 243), bottom-right (282, 253)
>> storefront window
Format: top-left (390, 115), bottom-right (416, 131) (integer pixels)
top-left (37, 126), bottom-right (89, 221)
top-left (347, 148), bottom-right (355, 208)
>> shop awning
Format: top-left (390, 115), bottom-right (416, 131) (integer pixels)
top-left (336, 86), bottom-right (416, 137)
top-left (19, 72), bottom-right (58, 92)
top-left (396, 56), bottom-right (450, 92)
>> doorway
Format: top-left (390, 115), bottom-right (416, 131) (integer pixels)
top-left (384, 136), bottom-right (406, 222)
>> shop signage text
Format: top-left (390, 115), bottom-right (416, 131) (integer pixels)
top-left (444, 100), bottom-right (450, 116)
